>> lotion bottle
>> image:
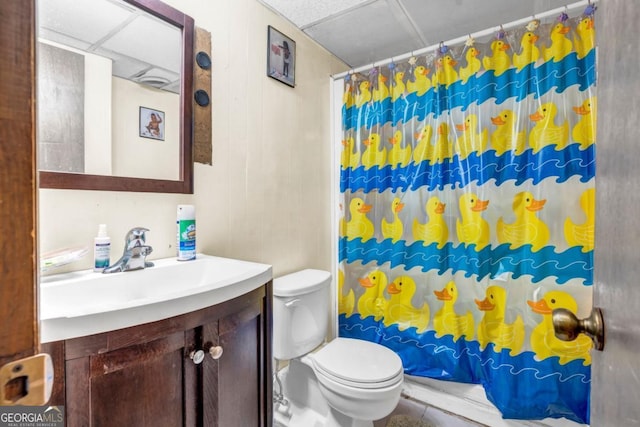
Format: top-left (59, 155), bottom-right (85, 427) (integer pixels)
top-left (93, 224), bottom-right (111, 272)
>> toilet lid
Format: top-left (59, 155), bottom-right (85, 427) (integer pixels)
top-left (312, 338), bottom-right (403, 386)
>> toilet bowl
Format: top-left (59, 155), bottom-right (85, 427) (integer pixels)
top-left (304, 337), bottom-right (403, 421)
top-left (273, 269), bottom-right (404, 426)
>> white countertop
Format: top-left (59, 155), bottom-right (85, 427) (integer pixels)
top-left (40, 254), bottom-right (272, 343)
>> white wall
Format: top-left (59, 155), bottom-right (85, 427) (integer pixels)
top-left (111, 77), bottom-right (180, 180)
top-left (38, 0), bottom-right (348, 278)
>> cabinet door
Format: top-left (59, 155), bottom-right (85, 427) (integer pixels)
top-left (202, 302), bottom-right (264, 426)
top-left (66, 330), bottom-right (197, 427)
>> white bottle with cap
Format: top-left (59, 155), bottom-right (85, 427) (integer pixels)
top-left (93, 224), bottom-right (111, 272)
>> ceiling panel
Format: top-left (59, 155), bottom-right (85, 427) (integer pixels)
top-left (38, 0), bottom-right (134, 45)
top-left (304, 0), bottom-right (425, 68)
top-left (261, 0), bottom-right (373, 28)
top-left (101, 14), bottom-right (182, 74)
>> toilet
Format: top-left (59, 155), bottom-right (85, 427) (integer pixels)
top-left (273, 269), bottom-right (404, 427)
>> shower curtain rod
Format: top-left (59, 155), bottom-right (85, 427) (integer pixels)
top-left (332, 0), bottom-right (595, 79)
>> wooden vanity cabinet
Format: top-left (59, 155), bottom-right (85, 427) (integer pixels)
top-left (42, 282), bottom-right (273, 427)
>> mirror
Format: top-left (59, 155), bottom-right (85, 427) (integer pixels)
top-left (37, 0), bottom-right (194, 193)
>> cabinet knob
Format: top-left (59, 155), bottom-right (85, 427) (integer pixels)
top-left (209, 345), bottom-right (224, 360)
top-left (189, 350), bottom-right (205, 365)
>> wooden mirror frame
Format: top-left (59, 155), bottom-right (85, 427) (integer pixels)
top-left (38, 0), bottom-right (194, 194)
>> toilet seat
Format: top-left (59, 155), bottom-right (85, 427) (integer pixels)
top-left (310, 338), bottom-right (403, 389)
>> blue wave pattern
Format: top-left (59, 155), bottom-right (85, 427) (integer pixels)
top-left (339, 237), bottom-right (594, 286)
top-left (340, 314), bottom-right (590, 424)
top-left (342, 50), bottom-right (596, 132)
top-left (340, 23), bottom-right (596, 423)
top-left (340, 143), bottom-right (595, 193)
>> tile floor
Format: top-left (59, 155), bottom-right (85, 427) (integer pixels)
top-left (374, 396), bottom-right (487, 427)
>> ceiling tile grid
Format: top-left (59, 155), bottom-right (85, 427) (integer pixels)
top-left (259, 0), bottom-right (573, 68)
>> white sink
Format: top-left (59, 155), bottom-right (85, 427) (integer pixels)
top-left (40, 254), bottom-right (272, 343)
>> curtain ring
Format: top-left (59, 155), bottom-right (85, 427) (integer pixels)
top-left (438, 41), bottom-right (448, 55)
top-left (465, 34), bottom-right (475, 47)
top-left (497, 25), bottom-right (506, 39)
top-left (344, 70), bottom-right (352, 82)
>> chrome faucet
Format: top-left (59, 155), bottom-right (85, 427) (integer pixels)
top-left (102, 227), bottom-right (154, 273)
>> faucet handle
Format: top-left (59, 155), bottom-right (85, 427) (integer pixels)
top-left (125, 227), bottom-right (149, 249)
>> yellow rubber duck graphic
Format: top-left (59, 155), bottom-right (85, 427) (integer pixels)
top-left (433, 281), bottom-right (474, 341)
top-left (574, 16), bottom-right (595, 59)
top-left (340, 136), bottom-right (360, 170)
top-left (406, 65), bottom-right (431, 96)
top-left (388, 130), bottom-right (411, 169)
top-left (459, 47), bottom-right (481, 83)
top-left (343, 82), bottom-right (355, 109)
top-left (483, 40), bottom-right (511, 76)
top-left (513, 31), bottom-right (540, 71)
top-left (391, 71), bottom-right (406, 102)
top-left (338, 269), bottom-right (355, 318)
top-left (455, 114), bottom-right (488, 159)
top-left (361, 133), bottom-right (387, 170)
top-left (432, 122), bottom-right (454, 164)
top-left (490, 110), bottom-right (526, 156)
top-left (412, 124), bottom-right (434, 165)
top-left (434, 54), bottom-right (458, 88)
top-left (527, 290), bottom-right (592, 365)
top-left (372, 73), bottom-right (389, 102)
top-left (381, 197), bottom-right (405, 243)
top-left (357, 270), bottom-right (388, 321)
top-left (355, 80), bottom-right (372, 108)
top-left (497, 191), bottom-right (550, 252)
top-left (475, 285), bottom-right (525, 355)
top-left (571, 96), bottom-right (597, 148)
top-left (528, 102), bottom-right (569, 152)
top-left (456, 193), bottom-right (490, 250)
top-left (542, 23), bottom-right (573, 63)
top-left (346, 197), bottom-right (374, 241)
top-left (383, 275), bottom-right (430, 333)
top-left (413, 196), bottom-right (449, 249)
top-left (564, 188), bottom-right (595, 252)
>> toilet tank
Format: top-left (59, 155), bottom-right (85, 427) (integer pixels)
top-left (272, 269), bottom-right (331, 360)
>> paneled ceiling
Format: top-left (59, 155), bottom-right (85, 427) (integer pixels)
top-left (38, 0), bottom-right (182, 93)
top-left (258, 0), bottom-right (577, 69)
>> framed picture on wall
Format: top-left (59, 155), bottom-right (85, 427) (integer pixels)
top-left (267, 26), bottom-right (295, 87)
top-left (139, 106), bottom-right (165, 141)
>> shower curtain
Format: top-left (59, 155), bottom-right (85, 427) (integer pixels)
top-left (338, 6), bottom-right (596, 424)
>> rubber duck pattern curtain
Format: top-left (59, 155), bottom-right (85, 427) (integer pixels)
top-left (338, 8), bottom-right (596, 424)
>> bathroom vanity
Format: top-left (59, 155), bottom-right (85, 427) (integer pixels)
top-left (40, 255), bottom-right (273, 427)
